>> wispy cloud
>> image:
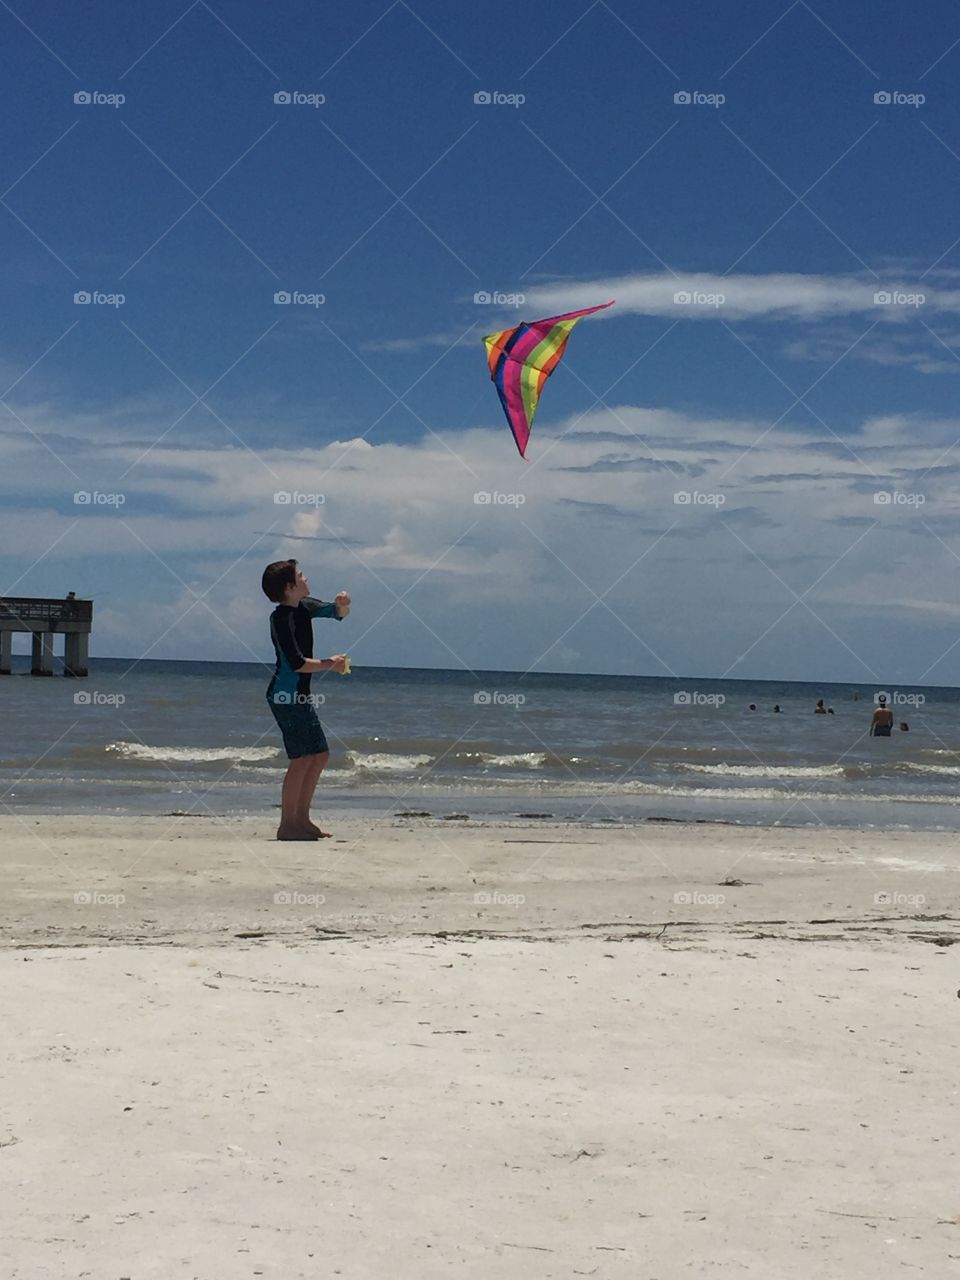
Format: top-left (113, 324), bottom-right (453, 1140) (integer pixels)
top-left (524, 271), bottom-right (960, 322)
top-left (360, 329), bottom-right (476, 354)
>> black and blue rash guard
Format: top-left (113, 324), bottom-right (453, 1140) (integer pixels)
top-left (266, 597), bottom-right (342, 704)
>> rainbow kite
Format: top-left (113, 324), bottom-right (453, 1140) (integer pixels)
top-left (483, 300), bottom-right (614, 458)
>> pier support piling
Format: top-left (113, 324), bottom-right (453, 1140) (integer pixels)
top-left (31, 632), bottom-right (55, 676)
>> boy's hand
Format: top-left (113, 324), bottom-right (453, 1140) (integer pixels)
top-left (335, 589), bottom-right (351, 617)
top-left (328, 654), bottom-right (348, 674)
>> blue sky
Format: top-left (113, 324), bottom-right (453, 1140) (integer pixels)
top-left (4, 0), bottom-right (960, 682)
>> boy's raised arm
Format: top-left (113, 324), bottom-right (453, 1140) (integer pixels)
top-left (302, 591), bottom-right (350, 620)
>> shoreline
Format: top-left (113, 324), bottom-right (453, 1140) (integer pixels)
top-left (6, 788), bottom-right (960, 835)
top-left (3, 813), bottom-right (957, 950)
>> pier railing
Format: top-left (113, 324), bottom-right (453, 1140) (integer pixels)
top-left (0, 597), bottom-right (93, 626)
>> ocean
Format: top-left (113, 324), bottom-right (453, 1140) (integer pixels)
top-left (1, 657), bottom-right (958, 829)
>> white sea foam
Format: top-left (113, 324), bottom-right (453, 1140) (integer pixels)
top-left (107, 742), bottom-right (278, 764)
top-left (481, 752), bottom-right (547, 769)
top-left (628, 782), bottom-right (960, 806)
top-left (346, 752), bottom-right (433, 773)
top-left (678, 763), bottom-right (846, 780)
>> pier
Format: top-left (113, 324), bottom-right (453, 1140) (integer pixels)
top-left (0, 595), bottom-right (93, 677)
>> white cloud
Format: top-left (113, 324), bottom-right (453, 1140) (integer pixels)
top-left (6, 396), bottom-right (960, 679)
top-left (524, 271), bottom-right (959, 322)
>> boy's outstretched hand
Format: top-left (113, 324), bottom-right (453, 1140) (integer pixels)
top-left (335, 589), bottom-right (351, 617)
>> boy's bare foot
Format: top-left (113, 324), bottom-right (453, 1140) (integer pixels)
top-left (276, 826), bottom-right (319, 841)
top-left (304, 821), bottom-right (333, 838)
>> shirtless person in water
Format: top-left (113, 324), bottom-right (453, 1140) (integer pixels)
top-left (870, 695), bottom-right (894, 737)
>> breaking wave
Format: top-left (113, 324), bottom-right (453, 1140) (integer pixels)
top-left (106, 742), bottom-right (279, 764)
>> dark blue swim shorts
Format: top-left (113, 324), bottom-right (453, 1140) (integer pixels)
top-left (267, 696), bottom-right (330, 759)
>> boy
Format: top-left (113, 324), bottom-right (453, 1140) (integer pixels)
top-left (262, 559), bottom-right (350, 840)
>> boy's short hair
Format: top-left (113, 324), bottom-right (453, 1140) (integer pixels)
top-left (262, 559), bottom-right (298, 603)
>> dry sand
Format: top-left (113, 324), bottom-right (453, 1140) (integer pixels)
top-left (1, 813), bottom-right (959, 1278)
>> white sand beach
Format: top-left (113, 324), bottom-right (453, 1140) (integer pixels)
top-left (2, 815), bottom-right (959, 1278)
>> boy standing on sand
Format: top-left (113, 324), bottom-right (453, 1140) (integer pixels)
top-left (262, 559), bottom-right (350, 841)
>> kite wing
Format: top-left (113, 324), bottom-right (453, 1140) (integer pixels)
top-left (483, 300), bottom-right (614, 458)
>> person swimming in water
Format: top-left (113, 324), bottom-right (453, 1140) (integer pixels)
top-left (815, 699), bottom-right (827, 714)
top-left (870, 695), bottom-right (894, 737)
